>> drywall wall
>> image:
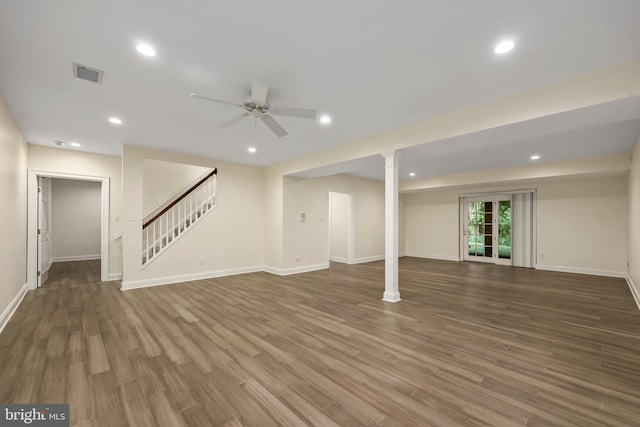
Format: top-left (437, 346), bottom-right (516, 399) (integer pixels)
top-left (27, 145), bottom-right (123, 278)
top-left (143, 159), bottom-right (208, 215)
top-left (536, 176), bottom-right (627, 276)
top-left (329, 192), bottom-right (349, 262)
top-left (121, 145), bottom-right (264, 288)
top-left (404, 175), bottom-right (628, 276)
top-left (627, 135), bottom-right (640, 305)
top-left (405, 190), bottom-right (460, 261)
top-left (283, 174), bottom-right (385, 271)
top-left (263, 169), bottom-right (284, 270)
top-left (51, 178), bottom-right (102, 261)
top-left (0, 96), bottom-right (28, 328)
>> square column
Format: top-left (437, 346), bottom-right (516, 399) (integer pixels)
top-left (382, 151), bottom-right (401, 303)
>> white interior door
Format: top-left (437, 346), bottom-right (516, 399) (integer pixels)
top-left (462, 196), bottom-right (512, 265)
top-left (37, 176), bottom-right (52, 286)
top-left (328, 191), bottom-right (354, 264)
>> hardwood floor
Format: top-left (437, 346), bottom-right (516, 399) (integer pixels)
top-left (1, 258), bottom-right (640, 426)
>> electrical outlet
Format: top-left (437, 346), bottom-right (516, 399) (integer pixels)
top-left (540, 253), bottom-right (546, 259)
top-left (114, 215), bottom-right (120, 222)
top-left (309, 253), bottom-right (313, 260)
top-left (199, 258), bottom-right (204, 265)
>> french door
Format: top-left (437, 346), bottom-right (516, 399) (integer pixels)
top-left (463, 196), bottom-right (511, 265)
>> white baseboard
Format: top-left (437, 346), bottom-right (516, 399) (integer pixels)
top-left (121, 265), bottom-right (264, 290)
top-left (0, 283), bottom-right (28, 335)
top-left (330, 256), bottom-right (348, 263)
top-left (404, 252), bottom-right (461, 262)
top-left (263, 263), bottom-right (329, 276)
top-left (625, 275), bottom-right (640, 311)
top-left (107, 273), bottom-right (123, 281)
top-left (535, 264), bottom-right (626, 278)
top-left (52, 255), bottom-right (101, 262)
top-left (353, 255), bottom-right (385, 264)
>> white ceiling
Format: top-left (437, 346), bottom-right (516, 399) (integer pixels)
top-left (1, 0), bottom-right (640, 180)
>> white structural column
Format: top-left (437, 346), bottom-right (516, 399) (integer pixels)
top-left (382, 151), bottom-right (401, 303)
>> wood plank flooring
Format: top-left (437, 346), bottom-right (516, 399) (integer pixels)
top-left (1, 258), bottom-right (640, 426)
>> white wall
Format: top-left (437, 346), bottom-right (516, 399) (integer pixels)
top-left (329, 192), bottom-right (349, 262)
top-left (283, 174), bottom-right (385, 271)
top-left (143, 159), bottom-right (208, 215)
top-left (405, 175), bottom-right (628, 276)
top-left (0, 96), bottom-right (28, 328)
top-left (27, 145), bottom-right (123, 278)
top-left (121, 145), bottom-right (264, 289)
top-left (536, 177), bottom-right (627, 276)
top-left (627, 135), bottom-right (640, 305)
top-left (405, 190), bottom-right (460, 261)
top-left (51, 179), bottom-right (102, 261)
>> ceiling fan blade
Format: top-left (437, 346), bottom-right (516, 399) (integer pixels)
top-left (251, 81), bottom-right (269, 106)
top-left (261, 114), bottom-right (288, 137)
top-left (190, 93), bottom-right (244, 108)
top-left (220, 112), bottom-right (250, 127)
top-left (269, 106), bottom-right (317, 119)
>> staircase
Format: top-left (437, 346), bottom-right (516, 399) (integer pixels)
top-left (142, 169), bottom-right (217, 266)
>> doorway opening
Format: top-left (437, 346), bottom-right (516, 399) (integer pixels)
top-left (27, 170), bottom-right (110, 288)
top-left (328, 191), bottom-right (354, 264)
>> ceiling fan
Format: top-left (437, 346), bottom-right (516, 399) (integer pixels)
top-left (190, 81), bottom-right (317, 137)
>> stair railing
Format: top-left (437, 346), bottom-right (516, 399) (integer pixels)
top-left (142, 168), bottom-right (217, 266)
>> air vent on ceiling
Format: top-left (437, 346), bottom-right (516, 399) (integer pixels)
top-left (73, 63), bottom-right (103, 84)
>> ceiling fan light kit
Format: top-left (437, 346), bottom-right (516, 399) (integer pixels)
top-left (190, 80), bottom-right (317, 137)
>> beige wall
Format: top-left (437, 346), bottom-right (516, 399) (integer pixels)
top-left (536, 177), bottom-right (627, 275)
top-left (263, 170), bottom-right (284, 269)
top-left (404, 175), bottom-right (628, 276)
top-left (628, 136), bottom-right (640, 301)
top-left (329, 192), bottom-right (349, 262)
top-left (283, 174), bottom-right (385, 271)
top-left (122, 145), bottom-right (264, 288)
top-left (0, 96), bottom-right (28, 321)
top-left (143, 159), bottom-right (208, 215)
top-left (405, 190), bottom-right (460, 261)
top-left (27, 145), bottom-right (123, 277)
top-left (51, 179), bottom-right (102, 260)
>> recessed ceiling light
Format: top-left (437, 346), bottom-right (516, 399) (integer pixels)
top-left (409, 172), bottom-right (416, 177)
top-left (54, 141), bottom-right (65, 146)
top-left (248, 147), bottom-right (257, 153)
top-left (530, 155), bottom-right (540, 160)
top-left (319, 115), bottom-right (331, 124)
top-left (108, 117), bottom-right (123, 125)
top-left (69, 142), bottom-right (81, 147)
top-left (136, 43), bottom-right (156, 57)
top-left (494, 40), bottom-right (515, 54)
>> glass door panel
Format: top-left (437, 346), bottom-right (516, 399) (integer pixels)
top-left (466, 200), bottom-right (493, 260)
top-left (498, 199), bottom-right (511, 260)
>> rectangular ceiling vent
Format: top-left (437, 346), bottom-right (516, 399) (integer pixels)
top-left (72, 63), bottom-right (103, 84)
